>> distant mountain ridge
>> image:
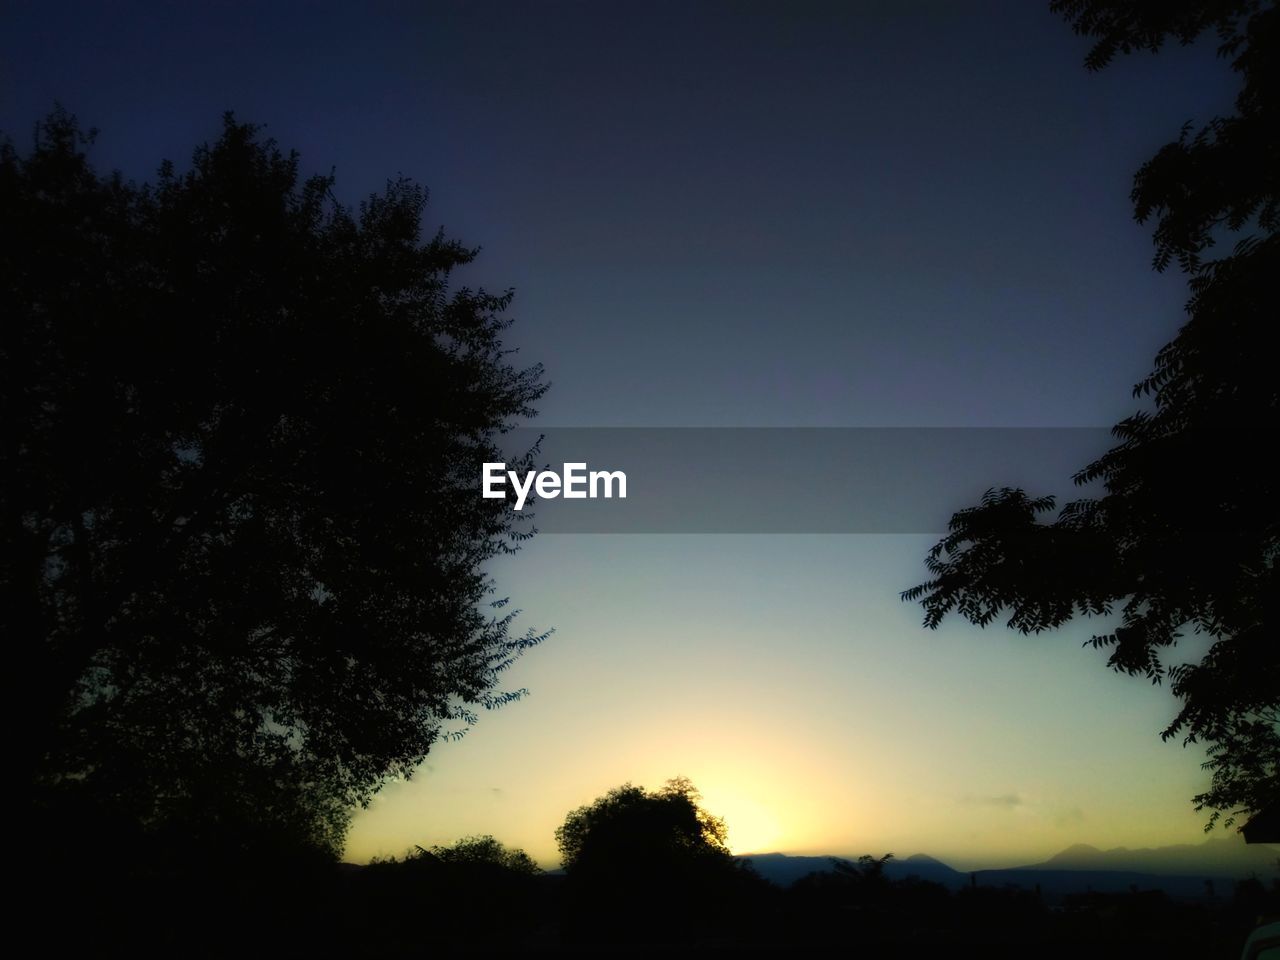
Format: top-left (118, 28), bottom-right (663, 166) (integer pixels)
top-left (740, 852), bottom-right (966, 890)
top-left (1025, 838), bottom-right (1278, 876)
top-left (742, 838), bottom-right (1279, 900)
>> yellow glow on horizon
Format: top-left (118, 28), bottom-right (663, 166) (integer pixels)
top-left (700, 788), bottom-right (783, 855)
top-left (344, 538), bottom-right (1239, 870)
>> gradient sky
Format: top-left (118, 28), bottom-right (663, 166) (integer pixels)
top-left (3, 2), bottom-right (1255, 869)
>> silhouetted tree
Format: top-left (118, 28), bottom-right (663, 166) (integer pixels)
top-left (556, 776), bottom-right (730, 872)
top-left (791, 853), bottom-right (896, 909)
top-left (555, 777), bottom-right (762, 942)
top-left (3, 108), bottom-right (549, 858)
top-left (833, 852), bottom-right (896, 886)
top-left (905, 2), bottom-right (1278, 829)
top-left (786, 854), bottom-right (966, 947)
top-left (427, 834), bottom-right (541, 875)
top-left (351, 837), bottom-right (543, 951)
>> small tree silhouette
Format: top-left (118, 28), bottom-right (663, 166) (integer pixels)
top-left (555, 777), bottom-right (761, 942)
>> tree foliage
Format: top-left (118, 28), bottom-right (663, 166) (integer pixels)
top-left (905, 2), bottom-right (1278, 828)
top-left (424, 834), bottom-right (541, 875)
top-left (3, 108), bottom-right (549, 855)
top-left (833, 852), bottom-right (896, 884)
top-left (555, 776), bottom-right (731, 874)
top-left (356, 836), bottom-right (542, 950)
top-left (555, 777), bottom-right (759, 941)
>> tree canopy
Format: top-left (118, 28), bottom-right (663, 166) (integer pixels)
top-left (426, 834), bottom-right (541, 875)
top-left (355, 836), bottom-right (542, 951)
top-left (904, 1), bottom-right (1278, 829)
top-left (555, 777), bottom-right (759, 940)
top-left (4, 108), bottom-right (548, 856)
top-left (556, 776), bottom-right (731, 875)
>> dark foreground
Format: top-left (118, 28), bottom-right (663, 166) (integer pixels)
top-left (23, 849), bottom-right (1278, 958)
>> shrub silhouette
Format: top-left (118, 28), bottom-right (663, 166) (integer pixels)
top-left (349, 837), bottom-right (543, 950)
top-left (555, 777), bottom-right (765, 943)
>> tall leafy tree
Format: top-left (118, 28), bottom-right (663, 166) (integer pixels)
top-left (3, 109), bottom-right (548, 855)
top-left (904, 1), bottom-right (1278, 829)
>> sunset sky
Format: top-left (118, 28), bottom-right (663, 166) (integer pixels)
top-left (3, 1), bottom-right (1251, 868)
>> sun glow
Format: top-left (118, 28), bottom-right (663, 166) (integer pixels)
top-left (701, 789), bottom-right (783, 855)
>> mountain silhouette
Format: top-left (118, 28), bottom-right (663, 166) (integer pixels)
top-left (742, 839), bottom-right (1278, 898)
top-left (1026, 838), bottom-right (1278, 876)
top-left (742, 852), bottom-right (966, 889)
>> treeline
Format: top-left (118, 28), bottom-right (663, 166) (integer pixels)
top-left (31, 779), bottom-right (1279, 957)
top-left (334, 842), bottom-right (1278, 957)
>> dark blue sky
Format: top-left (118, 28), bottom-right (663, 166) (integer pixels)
top-left (3, 1), bottom-right (1238, 426)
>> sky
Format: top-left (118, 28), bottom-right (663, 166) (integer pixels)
top-left (2, 2), bottom-right (1255, 869)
